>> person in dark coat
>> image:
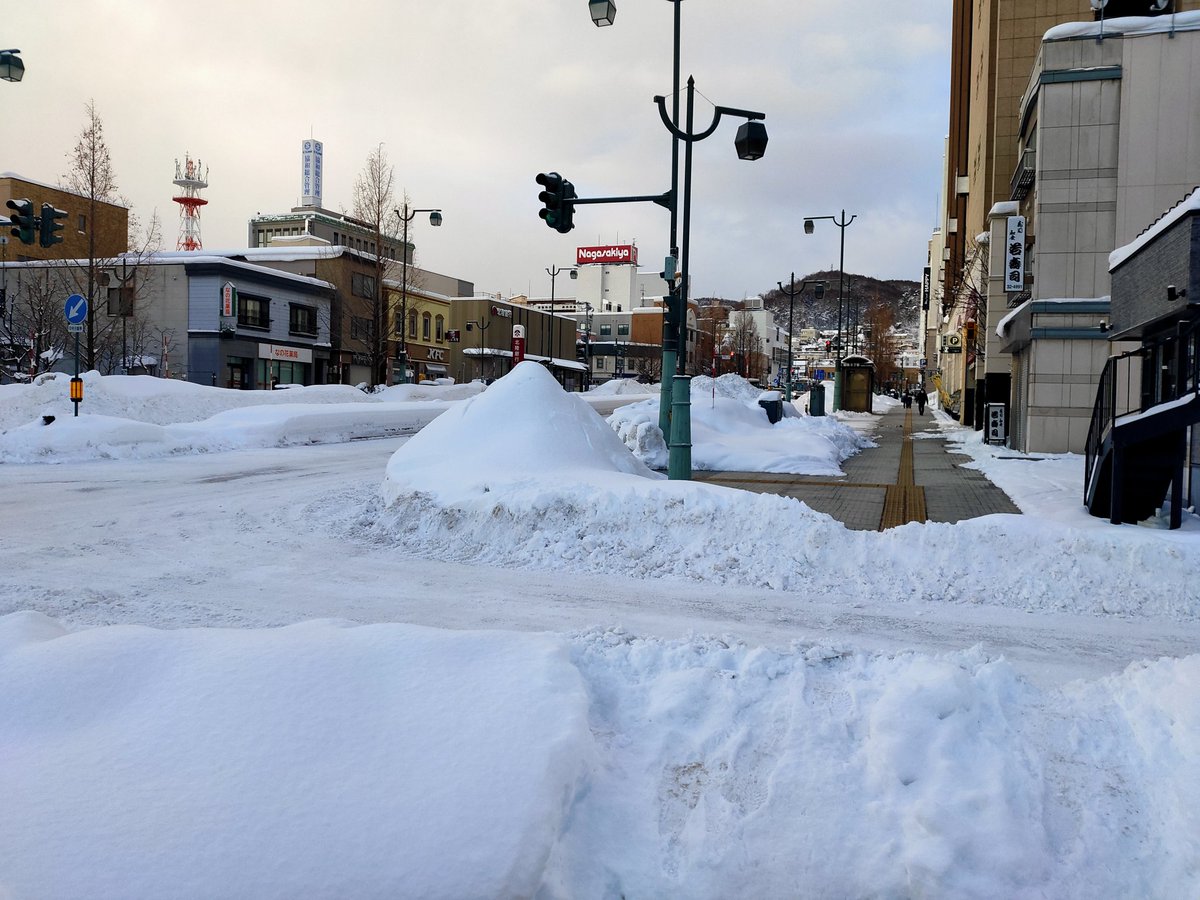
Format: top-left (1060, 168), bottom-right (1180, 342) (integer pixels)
top-left (915, 387), bottom-right (928, 415)
top-left (902, 391), bottom-right (913, 409)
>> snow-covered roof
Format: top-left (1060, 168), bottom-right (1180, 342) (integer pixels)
top-left (1109, 185), bottom-right (1200, 271)
top-left (1045, 10), bottom-right (1200, 43)
top-left (125, 252), bottom-right (336, 292)
top-left (996, 299), bottom-right (1030, 339)
top-left (996, 297), bottom-right (1110, 339)
top-left (988, 201), bottom-right (1019, 218)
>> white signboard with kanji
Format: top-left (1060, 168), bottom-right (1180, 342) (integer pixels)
top-left (1005, 216), bottom-right (1026, 292)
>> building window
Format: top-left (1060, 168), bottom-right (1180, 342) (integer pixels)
top-left (394, 311), bottom-right (404, 335)
top-left (289, 304), bottom-right (318, 337)
top-left (435, 315), bottom-right (444, 342)
top-left (78, 214), bottom-right (86, 233)
top-left (238, 294), bottom-right (270, 329)
top-left (617, 323), bottom-right (630, 336)
top-left (350, 316), bottom-right (373, 342)
top-left (408, 310), bottom-right (417, 338)
top-left (600, 324), bottom-right (612, 336)
top-left (422, 312), bottom-right (431, 341)
top-left (351, 272), bottom-right (376, 299)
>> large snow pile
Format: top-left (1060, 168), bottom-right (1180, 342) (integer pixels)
top-left (0, 374), bottom-right (480, 463)
top-left (367, 363), bottom-right (1200, 621)
top-left (0, 372), bottom-right (483, 432)
top-left (585, 378), bottom-right (659, 396)
top-left (382, 361), bottom-right (662, 507)
top-left (607, 373), bottom-right (873, 473)
top-left (0, 372), bottom-right (372, 429)
top-left (3, 611), bottom-right (1197, 898)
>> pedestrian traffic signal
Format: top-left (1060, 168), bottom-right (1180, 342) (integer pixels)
top-left (825, 340), bottom-right (832, 352)
top-left (536, 171), bottom-right (576, 234)
top-left (39, 203), bottom-right (66, 248)
top-left (6, 198), bottom-right (36, 245)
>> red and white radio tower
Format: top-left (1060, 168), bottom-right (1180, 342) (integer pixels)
top-left (172, 154), bottom-right (209, 251)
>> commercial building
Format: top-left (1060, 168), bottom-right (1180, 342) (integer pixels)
top-left (1, 173), bottom-right (129, 263)
top-left (1083, 187), bottom-right (1200, 526)
top-left (0, 252), bottom-right (333, 386)
top-left (939, 0), bottom-right (1200, 448)
top-left (997, 11), bottom-right (1200, 451)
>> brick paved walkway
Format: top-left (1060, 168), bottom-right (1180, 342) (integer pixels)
top-left (694, 404), bottom-right (1021, 531)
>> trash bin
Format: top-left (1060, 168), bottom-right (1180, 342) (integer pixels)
top-left (808, 382), bottom-right (826, 416)
top-left (757, 390), bottom-right (783, 424)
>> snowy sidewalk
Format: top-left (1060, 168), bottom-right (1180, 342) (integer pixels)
top-left (697, 404), bottom-right (1020, 530)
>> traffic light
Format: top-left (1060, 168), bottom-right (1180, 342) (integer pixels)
top-left (6, 198), bottom-right (36, 245)
top-left (39, 203), bottom-right (66, 248)
top-left (825, 340), bottom-right (832, 352)
top-left (536, 171), bottom-right (576, 234)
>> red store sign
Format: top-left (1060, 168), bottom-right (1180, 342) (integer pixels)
top-left (577, 244), bottom-right (639, 266)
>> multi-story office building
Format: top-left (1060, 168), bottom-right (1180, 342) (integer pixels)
top-left (940, 0), bottom-right (1200, 432)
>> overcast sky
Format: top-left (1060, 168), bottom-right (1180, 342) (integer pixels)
top-left (5, 2), bottom-right (950, 300)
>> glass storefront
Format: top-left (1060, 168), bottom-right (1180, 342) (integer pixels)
top-left (257, 358), bottom-right (310, 388)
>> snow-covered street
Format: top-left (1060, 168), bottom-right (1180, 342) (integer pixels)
top-left (2, 368), bottom-right (1199, 897)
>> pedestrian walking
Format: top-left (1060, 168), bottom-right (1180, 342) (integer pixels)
top-left (915, 387), bottom-right (928, 415)
top-left (902, 391), bottom-right (913, 410)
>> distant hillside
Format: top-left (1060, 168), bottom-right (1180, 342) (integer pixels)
top-left (758, 271), bottom-right (921, 339)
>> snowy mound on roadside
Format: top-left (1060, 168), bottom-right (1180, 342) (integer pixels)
top-left (607, 374), bottom-right (872, 473)
top-left (383, 361), bottom-right (662, 507)
top-left (378, 362), bottom-right (841, 585)
top-left (5, 612), bottom-right (1198, 898)
top-left (0, 372), bottom-right (379, 431)
top-left (586, 378), bottom-right (659, 396)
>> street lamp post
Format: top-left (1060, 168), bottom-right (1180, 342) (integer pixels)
top-left (0, 49), bottom-right (24, 83)
top-left (466, 317), bottom-right (491, 382)
top-left (114, 255), bottom-right (137, 374)
top-left (803, 210), bottom-right (856, 410)
top-left (590, 1), bottom-right (766, 477)
top-left (655, 79), bottom-right (767, 479)
top-left (777, 274), bottom-right (826, 403)
top-left (393, 203), bottom-right (442, 385)
top-left (583, 301), bottom-right (594, 387)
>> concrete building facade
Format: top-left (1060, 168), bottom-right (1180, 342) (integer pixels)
top-left (1000, 12), bottom-right (1200, 451)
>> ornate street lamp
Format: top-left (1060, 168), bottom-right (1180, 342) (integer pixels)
top-left (802, 210), bottom-right (856, 410)
top-left (777, 275), bottom-right (826, 404)
top-left (392, 203), bottom-right (442, 385)
top-left (0, 50), bottom-right (24, 83)
top-left (590, 0), bottom-right (766, 479)
top-left (588, 0), bottom-right (616, 26)
top-left (654, 79), bottom-right (767, 478)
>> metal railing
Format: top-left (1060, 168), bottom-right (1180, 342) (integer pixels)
top-left (1084, 316), bottom-right (1200, 499)
top-left (1010, 147), bottom-right (1036, 201)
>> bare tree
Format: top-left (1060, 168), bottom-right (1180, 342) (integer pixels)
top-left (729, 310), bottom-right (762, 379)
top-left (61, 99), bottom-right (122, 371)
top-left (633, 353), bottom-right (663, 383)
top-left (862, 301), bottom-right (901, 387)
top-left (351, 144), bottom-right (400, 387)
top-left (0, 266), bottom-right (72, 381)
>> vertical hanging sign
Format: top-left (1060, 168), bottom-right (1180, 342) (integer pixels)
top-left (221, 281), bottom-right (238, 317)
top-left (512, 324), bottom-right (526, 365)
top-left (922, 265), bottom-right (931, 310)
top-left (1005, 216), bottom-right (1026, 292)
top-left (302, 140), bottom-right (324, 208)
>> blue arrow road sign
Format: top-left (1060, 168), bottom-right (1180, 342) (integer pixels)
top-left (65, 294), bottom-right (88, 325)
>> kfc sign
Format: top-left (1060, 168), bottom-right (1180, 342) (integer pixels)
top-left (577, 244), bottom-right (639, 266)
